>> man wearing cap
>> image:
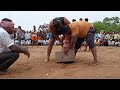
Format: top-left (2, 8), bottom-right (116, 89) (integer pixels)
top-left (0, 18), bottom-right (30, 75)
top-left (45, 17), bottom-right (70, 62)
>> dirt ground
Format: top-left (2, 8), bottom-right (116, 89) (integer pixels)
top-left (0, 45), bottom-right (120, 79)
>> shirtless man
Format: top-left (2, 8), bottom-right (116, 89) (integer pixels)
top-left (45, 17), bottom-right (70, 62)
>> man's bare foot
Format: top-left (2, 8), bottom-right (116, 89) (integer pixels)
top-left (86, 61), bottom-right (98, 66)
top-left (92, 61), bottom-right (98, 64)
top-left (44, 60), bottom-right (49, 63)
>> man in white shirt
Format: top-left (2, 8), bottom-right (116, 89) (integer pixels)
top-left (0, 18), bottom-right (30, 75)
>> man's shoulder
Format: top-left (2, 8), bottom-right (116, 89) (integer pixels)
top-left (0, 28), bottom-right (10, 43)
top-left (0, 28), bottom-right (10, 40)
top-left (0, 28), bottom-right (5, 31)
top-left (0, 28), bottom-right (7, 34)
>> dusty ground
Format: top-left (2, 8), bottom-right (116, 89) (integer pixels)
top-left (0, 45), bottom-right (120, 79)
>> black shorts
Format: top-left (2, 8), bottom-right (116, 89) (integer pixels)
top-left (75, 27), bottom-right (96, 49)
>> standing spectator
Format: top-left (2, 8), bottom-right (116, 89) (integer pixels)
top-left (16, 26), bottom-right (24, 46)
top-left (84, 18), bottom-right (91, 51)
top-left (31, 26), bottom-right (38, 47)
top-left (72, 19), bottom-right (76, 22)
top-left (79, 18), bottom-right (83, 21)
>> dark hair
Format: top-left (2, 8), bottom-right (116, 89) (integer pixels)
top-left (1, 18), bottom-right (12, 22)
top-left (56, 25), bottom-right (70, 35)
top-left (18, 26), bottom-right (21, 29)
top-left (85, 18), bottom-right (88, 22)
top-left (79, 18), bottom-right (83, 21)
top-left (53, 20), bottom-right (61, 30)
top-left (72, 19), bottom-right (76, 22)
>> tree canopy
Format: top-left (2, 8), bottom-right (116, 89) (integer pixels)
top-left (93, 16), bottom-right (120, 33)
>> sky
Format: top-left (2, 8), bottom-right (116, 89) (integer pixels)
top-left (0, 11), bottom-right (120, 31)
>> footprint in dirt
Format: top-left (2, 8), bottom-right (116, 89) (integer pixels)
top-left (84, 63), bottom-right (98, 66)
top-left (25, 66), bottom-right (33, 71)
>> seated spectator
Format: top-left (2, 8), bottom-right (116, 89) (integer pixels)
top-left (103, 39), bottom-right (108, 46)
top-left (94, 38), bottom-right (100, 46)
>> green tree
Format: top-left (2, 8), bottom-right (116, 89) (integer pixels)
top-left (93, 16), bottom-right (120, 32)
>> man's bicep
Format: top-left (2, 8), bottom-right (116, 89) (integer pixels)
top-left (69, 36), bottom-right (78, 49)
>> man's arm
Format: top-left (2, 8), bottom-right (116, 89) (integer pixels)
top-left (69, 36), bottom-right (78, 49)
top-left (63, 34), bottom-right (71, 54)
top-left (9, 45), bottom-right (30, 58)
top-left (49, 23), bottom-right (63, 46)
top-left (52, 34), bottom-right (63, 46)
top-left (0, 32), bottom-right (30, 58)
top-left (63, 35), bottom-right (77, 54)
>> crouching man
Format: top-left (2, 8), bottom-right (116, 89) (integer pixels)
top-left (0, 18), bottom-right (30, 75)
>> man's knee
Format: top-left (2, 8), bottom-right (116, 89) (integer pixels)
top-left (49, 40), bottom-right (55, 46)
top-left (87, 40), bottom-right (96, 48)
top-left (75, 37), bottom-right (84, 49)
top-left (0, 52), bottom-right (19, 71)
top-left (89, 44), bottom-right (96, 49)
top-left (12, 52), bottom-right (19, 60)
top-left (86, 32), bottom-right (95, 48)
